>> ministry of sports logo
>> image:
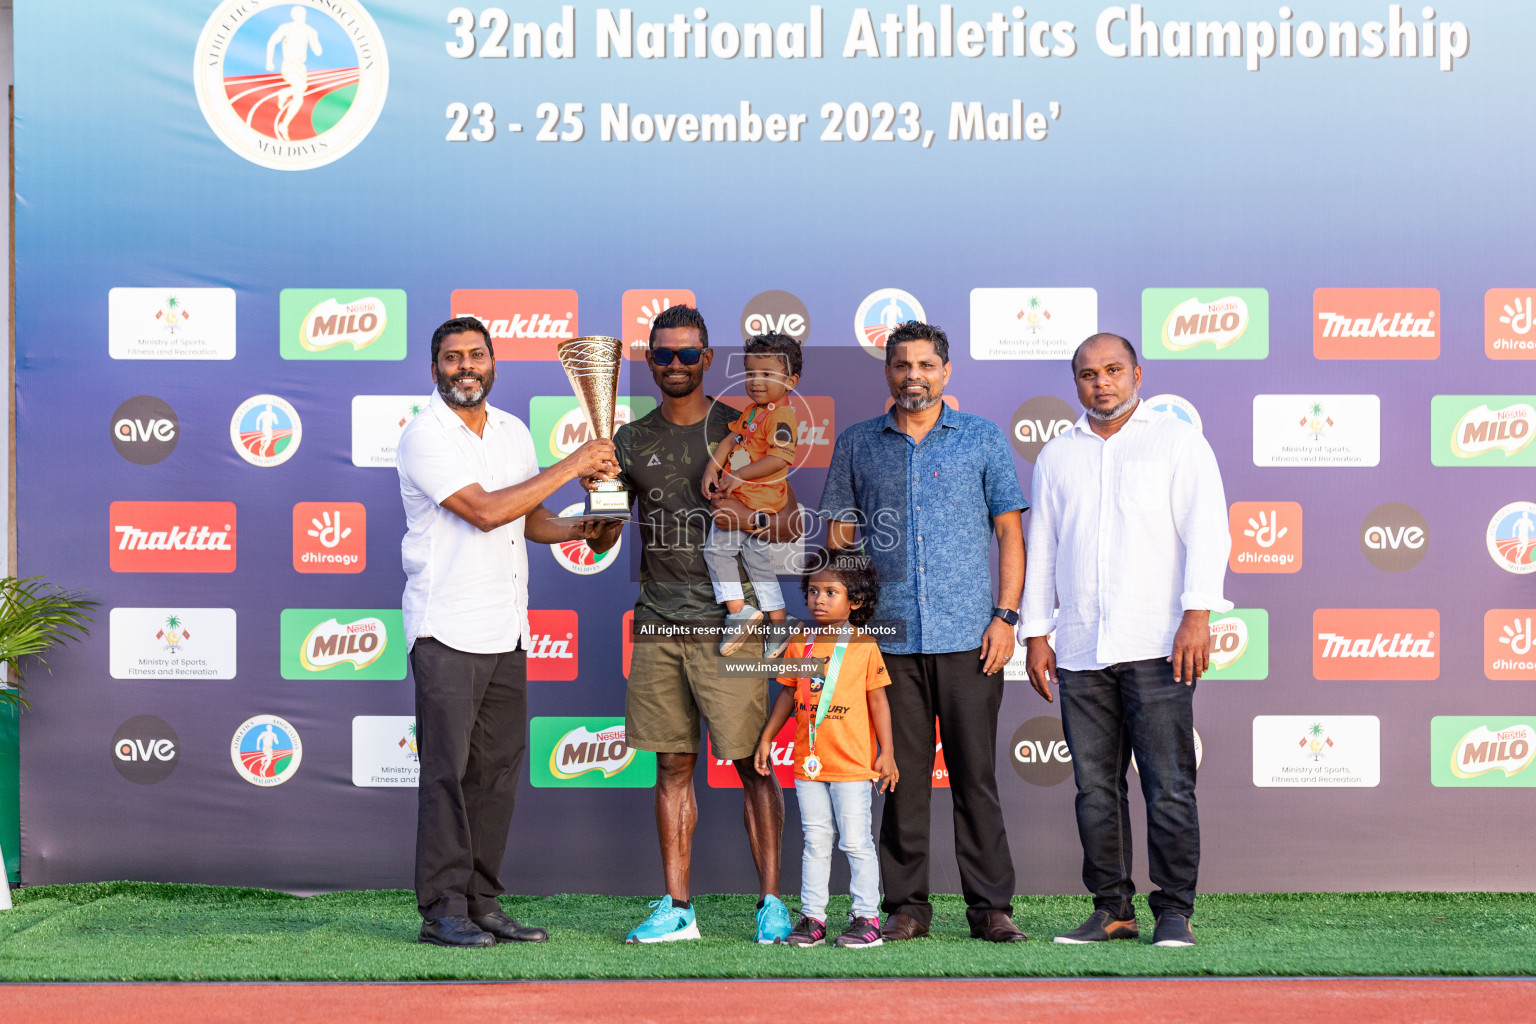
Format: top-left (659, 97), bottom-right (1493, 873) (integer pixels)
top-left (231, 714), bottom-right (302, 786)
top-left (195, 0), bottom-right (389, 171)
top-left (854, 288), bottom-right (924, 359)
top-left (230, 394), bottom-right (302, 467)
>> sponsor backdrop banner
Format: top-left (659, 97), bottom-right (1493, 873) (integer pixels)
top-left (14, 1), bottom-right (1536, 896)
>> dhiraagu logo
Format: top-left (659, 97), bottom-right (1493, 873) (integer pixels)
top-left (528, 396), bottom-right (657, 467)
top-left (1142, 289), bottom-right (1269, 359)
top-left (1203, 609), bottom-right (1269, 681)
top-left (1431, 396), bottom-right (1536, 467)
top-left (280, 289), bottom-right (406, 359)
top-left (530, 717), bottom-right (657, 788)
top-left (280, 608), bottom-right (406, 680)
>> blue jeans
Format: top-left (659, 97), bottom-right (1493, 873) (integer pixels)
top-left (795, 779), bottom-right (880, 921)
top-left (1058, 658), bottom-right (1199, 920)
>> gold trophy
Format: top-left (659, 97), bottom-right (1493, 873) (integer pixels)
top-left (557, 335), bottom-right (631, 519)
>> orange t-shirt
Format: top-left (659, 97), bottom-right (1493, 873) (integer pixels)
top-left (777, 628), bottom-right (890, 783)
top-left (722, 402), bottom-right (796, 514)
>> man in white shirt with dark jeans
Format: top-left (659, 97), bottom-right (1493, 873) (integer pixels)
top-left (398, 316), bottom-right (620, 948)
top-left (1020, 333), bottom-right (1230, 949)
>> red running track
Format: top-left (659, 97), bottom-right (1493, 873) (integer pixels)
top-left (7, 978), bottom-right (1532, 1024)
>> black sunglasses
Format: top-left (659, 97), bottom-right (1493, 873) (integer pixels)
top-left (649, 347), bottom-right (704, 366)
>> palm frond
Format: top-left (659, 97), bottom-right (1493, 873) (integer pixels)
top-left (0, 576), bottom-right (98, 710)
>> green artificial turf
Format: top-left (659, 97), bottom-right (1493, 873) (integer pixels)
top-left (0, 883), bottom-right (1532, 980)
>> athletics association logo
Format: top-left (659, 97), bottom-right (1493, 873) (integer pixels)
top-left (194, 0), bottom-right (389, 171)
top-left (1144, 394), bottom-right (1202, 431)
top-left (231, 714), bottom-right (302, 786)
top-left (549, 502), bottom-right (622, 575)
top-left (230, 395), bottom-right (302, 467)
top-left (1487, 501), bottom-right (1536, 574)
top-left (854, 288), bottom-right (925, 359)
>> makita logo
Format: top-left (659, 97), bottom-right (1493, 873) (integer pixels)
top-left (462, 311), bottom-right (574, 341)
top-left (115, 525), bottom-right (232, 551)
top-left (528, 610), bottom-right (579, 681)
top-left (109, 501), bottom-right (237, 573)
top-left (1316, 311), bottom-right (1436, 339)
top-left (1452, 402), bottom-right (1535, 458)
top-left (1312, 609), bottom-right (1440, 680)
top-left (1316, 633), bottom-right (1436, 659)
top-left (449, 288), bottom-right (580, 360)
top-left (1313, 288), bottom-right (1440, 360)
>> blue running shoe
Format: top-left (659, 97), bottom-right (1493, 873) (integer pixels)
top-left (625, 897), bottom-right (701, 944)
top-left (755, 894), bottom-right (793, 944)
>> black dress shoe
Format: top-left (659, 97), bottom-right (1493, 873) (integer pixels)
top-left (418, 915), bottom-right (495, 947)
top-left (472, 908), bottom-right (550, 943)
top-left (973, 910), bottom-right (1028, 942)
top-left (880, 912), bottom-right (930, 941)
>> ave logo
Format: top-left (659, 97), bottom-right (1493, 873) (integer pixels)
top-left (1009, 396), bottom-right (1076, 463)
top-left (527, 609), bottom-right (579, 681)
top-left (1010, 717), bottom-right (1073, 786)
top-left (111, 716), bottom-right (179, 785)
top-left (1359, 503), bottom-right (1428, 572)
top-left (110, 396), bottom-right (179, 465)
top-left (739, 290), bottom-right (810, 344)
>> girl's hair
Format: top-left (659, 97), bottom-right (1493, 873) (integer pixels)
top-left (800, 547), bottom-right (879, 626)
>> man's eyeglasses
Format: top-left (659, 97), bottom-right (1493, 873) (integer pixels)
top-left (649, 347), bottom-right (704, 366)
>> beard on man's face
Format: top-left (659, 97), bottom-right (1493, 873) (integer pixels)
top-left (438, 366), bottom-right (494, 407)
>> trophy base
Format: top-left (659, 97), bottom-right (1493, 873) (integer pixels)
top-left (549, 489), bottom-right (631, 525)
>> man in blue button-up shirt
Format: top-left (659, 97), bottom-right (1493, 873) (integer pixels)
top-left (818, 321), bottom-right (1028, 943)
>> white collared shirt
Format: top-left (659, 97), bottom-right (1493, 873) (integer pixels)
top-left (397, 391), bottom-right (537, 654)
top-left (1018, 400), bottom-right (1232, 671)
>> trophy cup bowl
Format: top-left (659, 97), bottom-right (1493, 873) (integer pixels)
top-left (557, 335), bottom-right (631, 520)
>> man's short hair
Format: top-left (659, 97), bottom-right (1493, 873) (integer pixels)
top-left (885, 321), bottom-right (949, 365)
top-left (744, 332), bottom-right (802, 377)
top-left (430, 316), bottom-right (493, 363)
top-left (1071, 333), bottom-right (1138, 372)
top-left (648, 304), bottom-right (710, 348)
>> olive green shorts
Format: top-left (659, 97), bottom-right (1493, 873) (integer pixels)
top-left (625, 633), bottom-right (773, 762)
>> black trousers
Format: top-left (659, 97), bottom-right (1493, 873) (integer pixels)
top-left (411, 638), bottom-right (528, 920)
top-left (879, 648), bottom-right (1016, 932)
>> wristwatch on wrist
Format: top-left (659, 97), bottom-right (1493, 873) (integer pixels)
top-left (992, 607), bottom-right (1020, 626)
